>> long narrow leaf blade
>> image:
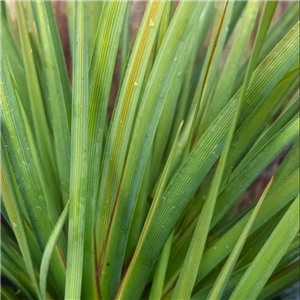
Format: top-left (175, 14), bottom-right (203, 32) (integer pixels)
top-left (64, 2), bottom-right (89, 299)
top-left (207, 178), bottom-right (273, 300)
top-left (1, 138), bottom-right (41, 299)
top-left (229, 196), bottom-right (300, 300)
top-left (40, 202), bottom-right (69, 300)
top-left (31, 1), bottom-right (71, 203)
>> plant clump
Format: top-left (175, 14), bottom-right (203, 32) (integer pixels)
top-left (1, 1), bottom-right (299, 300)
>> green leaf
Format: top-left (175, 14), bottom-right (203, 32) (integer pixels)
top-left (260, 260), bottom-right (300, 300)
top-left (105, 3), bottom-right (205, 299)
top-left (1, 138), bottom-right (41, 299)
top-left (83, 2), bottom-right (128, 298)
top-left (149, 43), bottom-right (191, 192)
top-left (206, 178), bottom-right (273, 300)
top-left (212, 114), bottom-right (298, 227)
top-left (192, 1), bottom-right (234, 140)
top-left (1, 197), bottom-right (10, 225)
top-left (167, 1), bottom-right (216, 152)
top-left (225, 1), bottom-right (247, 42)
top-left (1, 285), bottom-right (18, 300)
top-left (192, 241), bottom-right (299, 300)
top-left (165, 163), bottom-right (298, 293)
top-left (200, 1), bottom-right (261, 132)
top-left (200, 169), bottom-right (298, 282)
top-left (120, 2), bottom-right (131, 79)
top-left (147, 121), bottom-right (184, 300)
top-left (114, 20), bottom-right (299, 300)
top-left (235, 2), bottom-right (299, 90)
top-left (1, 47), bottom-right (66, 296)
top-left (86, 1), bottom-right (102, 60)
top-left (64, 2), bottom-right (89, 299)
top-left (260, 3), bottom-right (299, 61)
top-left (15, 2), bottom-right (56, 180)
top-left (40, 202), bottom-right (69, 300)
top-left (1, 135), bottom-right (29, 223)
top-left (239, 93), bottom-right (299, 168)
top-left (233, 210), bottom-right (286, 271)
top-left (66, 1), bottom-right (74, 56)
top-left (1, 264), bottom-right (34, 300)
top-left (1, 0), bottom-right (7, 20)
top-left (1, 232), bottom-right (36, 300)
top-left (176, 72), bottom-right (298, 241)
top-left (96, 2), bottom-right (167, 268)
top-left (2, 3), bottom-right (298, 299)
top-left (149, 232), bottom-right (174, 300)
top-left (23, 220), bottom-right (43, 271)
top-left (171, 2), bottom-right (273, 297)
top-left (31, 1), bottom-right (72, 203)
top-left (229, 196), bottom-right (299, 300)
top-left (0, 15), bottom-right (32, 126)
top-left (225, 68), bottom-right (298, 174)
top-left (1, 231), bottom-right (28, 274)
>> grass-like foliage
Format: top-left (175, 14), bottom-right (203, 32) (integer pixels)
top-left (1, 1), bottom-right (299, 299)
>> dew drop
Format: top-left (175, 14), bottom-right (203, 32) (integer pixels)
top-left (173, 57), bottom-right (178, 62)
top-left (13, 222), bottom-right (17, 228)
top-left (134, 81), bottom-right (138, 86)
top-left (149, 18), bottom-right (155, 27)
top-left (212, 145), bottom-right (218, 153)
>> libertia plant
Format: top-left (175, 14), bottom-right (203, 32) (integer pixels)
top-left (1, 1), bottom-right (299, 300)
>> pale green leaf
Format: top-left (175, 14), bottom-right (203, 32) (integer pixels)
top-left (40, 202), bottom-right (69, 300)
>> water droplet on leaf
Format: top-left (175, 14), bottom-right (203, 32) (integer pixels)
top-left (149, 18), bottom-right (154, 27)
